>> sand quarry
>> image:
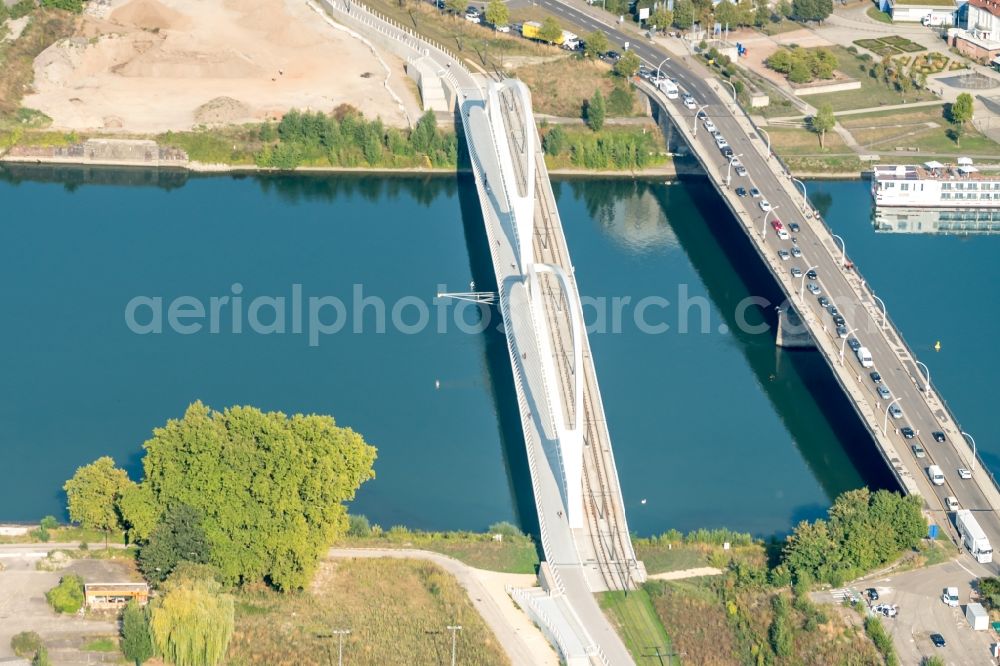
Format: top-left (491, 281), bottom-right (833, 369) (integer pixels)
top-left (23, 0), bottom-right (420, 132)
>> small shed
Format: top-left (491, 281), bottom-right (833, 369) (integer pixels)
top-left (84, 582), bottom-right (150, 610)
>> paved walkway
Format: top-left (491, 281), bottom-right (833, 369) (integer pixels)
top-left (327, 548), bottom-right (558, 666)
top-left (647, 566), bottom-right (723, 581)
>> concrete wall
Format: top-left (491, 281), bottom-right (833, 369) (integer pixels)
top-left (794, 80), bottom-right (862, 96)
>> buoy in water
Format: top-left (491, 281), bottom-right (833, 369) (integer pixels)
top-left (435, 379), bottom-right (441, 389)
top-left (641, 498), bottom-right (647, 505)
top-left (934, 341), bottom-right (941, 352)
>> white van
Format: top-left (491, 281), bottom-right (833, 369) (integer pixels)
top-left (856, 346), bottom-right (874, 368)
top-left (777, 228), bottom-right (790, 240)
top-left (928, 465), bottom-right (945, 486)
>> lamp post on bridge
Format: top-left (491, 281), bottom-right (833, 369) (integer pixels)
top-left (761, 205), bottom-right (779, 237)
top-left (872, 294), bottom-right (888, 329)
top-left (720, 79), bottom-right (737, 105)
top-left (883, 397), bottom-right (902, 435)
top-left (839, 326), bottom-right (858, 366)
top-left (791, 177), bottom-right (808, 213)
top-left (832, 233), bottom-right (847, 267)
top-left (962, 432), bottom-right (978, 473)
top-left (692, 104), bottom-right (709, 137)
top-left (799, 264), bottom-right (819, 300)
top-left (655, 57), bottom-right (670, 82)
top-left (726, 154), bottom-right (743, 187)
top-left (915, 360), bottom-right (930, 393)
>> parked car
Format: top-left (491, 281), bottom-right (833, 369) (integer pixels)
top-left (495, 23), bottom-right (510, 32)
top-left (930, 633), bottom-right (946, 648)
top-left (866, 588), bottom-right (879, 601)
top-left (465, 10), bottom-right (481, 22)
top-left (901, 426), bottom-right (915, 438)
top-left (932, 431), bottom-right (946, 443)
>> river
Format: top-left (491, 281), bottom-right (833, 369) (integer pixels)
top-left (0, 166), bottom-right (921, 536)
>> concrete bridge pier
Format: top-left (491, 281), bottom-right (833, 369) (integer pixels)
top-left (776, 306), bottom-right (816, 349)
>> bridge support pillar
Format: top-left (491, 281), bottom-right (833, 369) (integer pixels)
top-left (776, 307), bottom-right (815, 349)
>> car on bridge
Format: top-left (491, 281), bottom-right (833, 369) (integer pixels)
top-left (759, 199), bottom-right (772, 212)
top-left (877, 385), bottom-right (891, 400)
top-left (750, 187), bottom-right (761, 198)
top-left (771, 218), bottom-right (783, 230)
top-left (790, 267), bottom-right (802, 277)
top-left (959, 468), bottom-right (973, 480)
top-left (833, 315), bottom-right (846, 327)
top-left (836, 325), bottom-right (848, 338)
top-left (902, 426), bottom-right (916, 438)
top-left (889, 404), bottom-right (904, 419)
top-left (806, 269), bottom-right (818, 280)
top-left (683, 97), bottom-right (697, 110)
top-left (848, 337), bottom-right (861, 352)
top-left (789, 222), bottom-right (800, 233)
top-left (933, 431), bottom-right (946, 443)
top-left (735, 186), bottom-right (747, 197)
top-left (945, 496), bottom-right (960, 511)
top-left (778, 249), bottom-right (790, 260)
top-left (818, 296), bottom-right (830, 308)
top-left (870, 371), bottom-right (882, 383)
top-left (807, 282), bottom-right (820, 295)
top-left (791, 246), bottom-right (802, 258)
top-left (913, 444), bottom-right (926, 458)
top-left (735, 165), bottom-right (748, 177)
top-left (704, 119), bottom-right (717, 133)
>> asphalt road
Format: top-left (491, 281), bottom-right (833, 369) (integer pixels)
top-left (532, 0), bottom-right (1000, 571)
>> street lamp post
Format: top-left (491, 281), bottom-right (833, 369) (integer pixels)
top-left (791, 177), bottom-right (808, 213)
top-left (915, 360), bottom-right (930, 393)
top-left (726, 153), bottom-right (743, 187)
top-left (832, 233), bottom-right (847, 267)
top-left (720, 79), bottom-right (737, 104)
top-left (447, 625), bottom-right (463, 666)
top-left (872, 295), bottom-right (887, 329)
top-left (692, 104), bottom-right (708, 137)
top-left (655, 57), bottom-right (670, 81)
top-left (962, 432), bottom-right (977, 472)
top-left (839, 326), bottom-right (858, 365)
top-left (883, 397), bottom-right (902, 435)
top-left (759, 127), bottom-right (771, 160)
top-left (761, 205), bottom-right (780, 237)
top-left (799, 264), bottom-right (819, 300)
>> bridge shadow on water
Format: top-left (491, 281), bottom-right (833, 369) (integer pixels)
top-left (649, 175), bottom-right (900, 527)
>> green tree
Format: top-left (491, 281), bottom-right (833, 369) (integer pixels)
top-left (121, 600), bottom-right (155, 666)
top-left (445, 0), bottom-right (465, 16)
top-left (754, 0), bottom-right (770, 25)
top-left (542, 125), bottom-right (568, 156)
top-left (979, 577), bottom-right (1000, 609)
top-left (584, 29), bottom-right (610, 58)
top-left (768, 595), bottom-right (793, 657)
top-left (41, 0), bottom-right (85, 12)
top-left (788, 59), bottom-right (811, 84)
top-left (715, 0), bottom-right (739, 27)
top-left (63, 456), bottom-right (131, 548)
top-left (484, 0), bottom-right (509, 28)
top-left (137, 504), bottom-right (211, 584)
top-left (950, 92), bottom-right (974, 126)
top-left (649, 8), bottom-right (673, 30)
top-left (614, 50), bottom-right (641, 78)
top-left (810, 103), bottom-right (835, 148)
top-left (31, 646), bottom-right (51, 666)
top-left (586, 90), bottom-right (606, 131)
top-left (10, 632), bottom-right (43, 658)
top-left (673, 0), bottom-right (695, 28)
top-left (538, 16), bottom-right (563, 43)
top-left (150, 576), bottom-right (234, 666)
top-left (410, 110), bottom-right (438, 154)
top-left (135, 402), bottom-right (376, 590)
top-left (118, 483), bottom-right (160, 544)
top-left (46, 575), bottom-right (85, 614)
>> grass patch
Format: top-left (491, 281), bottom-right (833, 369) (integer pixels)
top-left (600, 587), bottom-right (675, 664)
top-left (336, 527), bottom-right (539, 574)
top-left (514, 57), bottom-right (641, 118)
top-left (806, 46), bottom-right (937, 112)
top-left (82, 637), bottom-right (118, 652)
top-left (0, 10), bottom-right (75, 117)
top-left (841, 104), bottom-right (1000, 155)
top-left (865, 6), bottom-right (893, 24)
top-left (767, 125), bottom-right (848, 154)
top-left (759, 18), bottom-right (803, 35)
top-left (229, 558), bottom-right (509, 666)
top-left (646, 579), bottom-right (738, 664)
top-left (157, 126), bottom-right (260, 165)
top-left (783, 154), bottom-right (865, 174)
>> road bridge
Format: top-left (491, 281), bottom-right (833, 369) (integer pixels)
top-left (526, 0), bottom-right (1000, 573)
top-left (318, 1), bottom-right (642, 663)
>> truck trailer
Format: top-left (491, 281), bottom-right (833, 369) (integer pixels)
top-left (967, 602), bottom-right (988, 630)
top-left (520, 22), bottom-right (579, 49)
top-left (956, 509), bottom-right (993, 564)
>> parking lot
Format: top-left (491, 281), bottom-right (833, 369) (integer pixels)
top-left (819, 557), bottom-right (998, 665)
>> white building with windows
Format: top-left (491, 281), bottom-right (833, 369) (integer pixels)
top-left (872, 160), bottom-right (1000, 207)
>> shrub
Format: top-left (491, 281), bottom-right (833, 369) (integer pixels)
top-left (865, 616), bottom-right (899, 666)
top-left (488, 521), bottom-right (524, 538)
top-left (542, 125), bottom-right (567, 156)
top-left (347, 514), bottom-right (372, 537)
top-left (46, 574), bottom-right (85, 614)
top-left (607, 84), bottom-right (634, 115)
top-left (31, 646), bottom-right (51, 666)
top-left (121, 600), bottom-right (155, 665)
top-left (11, 631), bottom-right (43, 658)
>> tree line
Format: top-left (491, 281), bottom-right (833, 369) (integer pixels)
top-left (255, 107), bottom-right (458, 170)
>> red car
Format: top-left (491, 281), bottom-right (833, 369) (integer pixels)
top-left (771, 218), bottom-right (783, 231)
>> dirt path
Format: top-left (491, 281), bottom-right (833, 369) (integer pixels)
top-left (647, 566), bottom-right (724, 581)
top-left (327, 547), bottom-right (558, 666)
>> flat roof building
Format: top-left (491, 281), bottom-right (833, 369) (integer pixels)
top-left (84, 583), bottom-right (150, 610)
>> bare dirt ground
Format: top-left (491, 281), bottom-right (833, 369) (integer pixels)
top-left (22, 0), bottom-right (420, 132)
